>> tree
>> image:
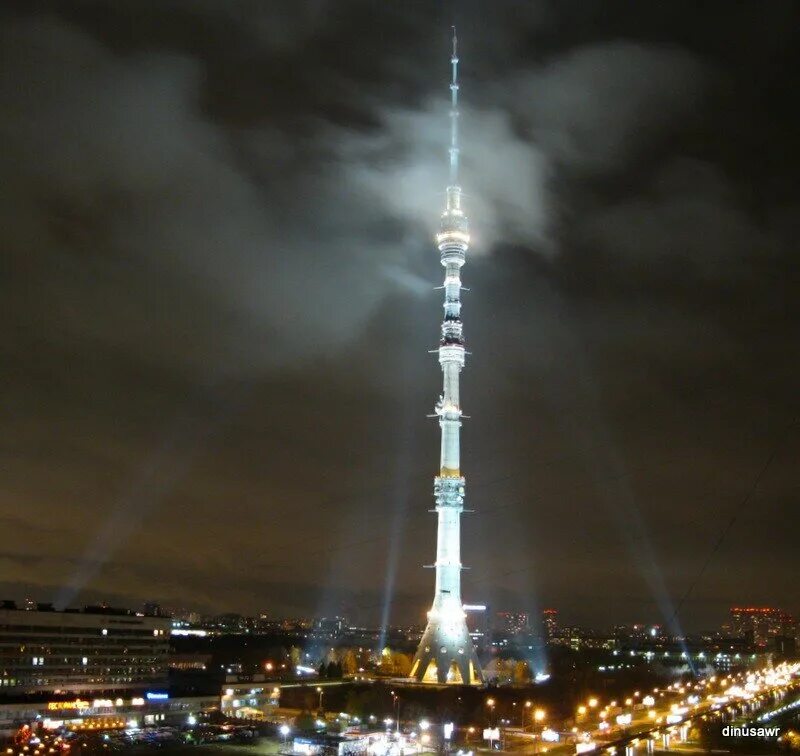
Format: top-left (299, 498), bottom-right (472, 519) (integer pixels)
top-left (514, 660), bottom-right (530, 684)
top-left (395, 652), bottom-right (413, 677)
top-left (326, 661), bottom-right (342, 679)
top-left (493, 658), bottom-right (513, 684)
top-left (403, 702), bottom-right (429, 724)
top-left (341, 649), bottom-right (358, 676)
top-left (294, 712), bottom-right (316, 733)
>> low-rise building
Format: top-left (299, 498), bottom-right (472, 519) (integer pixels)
top-left (220, 674), bottom-right (279, 719)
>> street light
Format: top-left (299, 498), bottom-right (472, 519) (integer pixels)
top-left (588, 698), bottom-right (598, 708)
top-left (279, 724), bottom-right (290, 748)
top-left (485, 697), bottom-right (497, 734)
top-left (316, 687), bottom-right (324, 711)
top-left (391, 691), bottom-right (400, 734)
top-left (532, 710), bottom-right (546, 755)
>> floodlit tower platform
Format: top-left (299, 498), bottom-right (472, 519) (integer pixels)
top-left (409, 30), bottom-right (483, 686)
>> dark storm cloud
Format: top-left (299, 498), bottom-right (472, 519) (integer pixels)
top-left (1, 0), bottom-right (798, 629)
top-left (0, 15), bottom-right (402, 372)
top-left (505, 42), bottom-right (711, 173)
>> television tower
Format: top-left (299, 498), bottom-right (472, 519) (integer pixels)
top-left (409, 29), bottom-right (483, 685)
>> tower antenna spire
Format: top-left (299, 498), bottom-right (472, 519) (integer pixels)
top-left (448, 26), bottom-right (460, 189)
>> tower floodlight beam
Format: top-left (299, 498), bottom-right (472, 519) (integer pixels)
top-left (409, 29), bottom-right (484, 687)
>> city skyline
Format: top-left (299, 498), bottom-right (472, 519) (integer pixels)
top-left (6, 596), bottom-right (796, 644)
top-left (1, 1), bottom-right (798, 632)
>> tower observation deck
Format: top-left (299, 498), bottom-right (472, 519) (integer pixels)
top-left (409, 30), bottom-right (483, 686)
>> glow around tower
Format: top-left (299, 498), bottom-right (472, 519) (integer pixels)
top-left (409, 30), bottom-right (484, 686)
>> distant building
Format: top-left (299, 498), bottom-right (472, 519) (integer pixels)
top-left (542, 609), bottom-right (558, 640)
top-left (278, 618), bottom-right (313, 632)
top-left (729, 607), bottom-right (796, 647)
top-left (773, 635), bottom-right (796, 655)
top-left (171, 609), bottom-right (202, 625)
top-left (495, 611), bottom-right (530, 635)
top-left (557, 627), bottom-right (616, 651)
top-left (143, 602), bottom-right (170, 618)
top-left (0, 605), bottom-right (170, 694)
top-left (464, 605), bottom-right (489, 648)
top-left (209, 613), bottom-right (247, 634)
top-left (314, 617), bottom-right (347, 636)
top-left (612, 623), bottom-right (662, 642)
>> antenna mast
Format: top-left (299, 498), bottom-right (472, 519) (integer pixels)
top-left (449, 27), bottom-right (460, 189)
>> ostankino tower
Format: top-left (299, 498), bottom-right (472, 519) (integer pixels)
top-left (409, 30), bottom-right (483, 686)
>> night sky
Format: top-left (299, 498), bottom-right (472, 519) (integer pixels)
top-left (2, 1), bottom-right (798, 632)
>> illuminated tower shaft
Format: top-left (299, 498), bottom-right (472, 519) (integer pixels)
top-left (410, 30), bottom-right (483, 686)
